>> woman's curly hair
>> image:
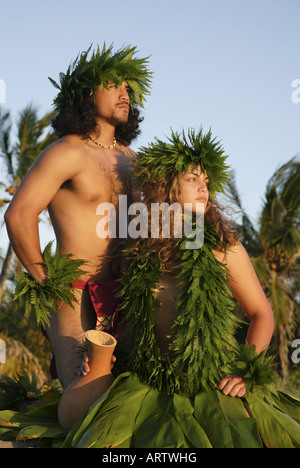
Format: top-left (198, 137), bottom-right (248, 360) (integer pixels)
top-left (129, 171), bottom-right (241, 269)
top-left (51, 90), bottom-right (143, 146)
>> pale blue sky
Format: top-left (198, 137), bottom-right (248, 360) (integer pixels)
top-left (0, 0), bottom-right (299, 249)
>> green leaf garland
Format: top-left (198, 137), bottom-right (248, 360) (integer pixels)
top-left (116, 222), bottom-right (241, 396)
top-left (14, 242), bottom-right (88, 328)
top-left (135, 128), bottom-right (231, 198)
top-left (115, 221), bottom-right (280, 399)
top-left (49, 43), bottom-right (153, 111)
top-left (222, 342), bottom-right (279, 402)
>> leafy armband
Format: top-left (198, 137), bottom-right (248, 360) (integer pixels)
top-left (222, 343), bottom-right (279, 401)
top-left (13, 242), bottom-right (88, 328)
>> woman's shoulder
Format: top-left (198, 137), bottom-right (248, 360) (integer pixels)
top-left (212, 241), bottom-right (247, 265)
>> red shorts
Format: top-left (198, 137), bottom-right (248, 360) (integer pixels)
top-left (71, 278), bottom-right (121, 332)
top-left (43, 278), bottom-right (121, 379)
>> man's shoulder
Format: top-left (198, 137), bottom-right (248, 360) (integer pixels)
top-left (52, 134), bottom-right (87, 153)
top-left (39, 135), bottom-right (87, 165)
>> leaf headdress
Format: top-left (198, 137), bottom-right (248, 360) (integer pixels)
top-left (49, 43), bottom-right (153, 111)
top-left (136, 128), bottom-right (231, 198)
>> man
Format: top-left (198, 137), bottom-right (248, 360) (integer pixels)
top-left (4, 44), bottom-right (152, 388)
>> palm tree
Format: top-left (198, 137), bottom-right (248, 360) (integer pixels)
top-left (224, 157), bottom-right (300, 380)
top-left (0, 104), bottom-right (56, 304)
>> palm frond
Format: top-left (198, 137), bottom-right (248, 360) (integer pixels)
top-left (0, 110), bottom-right (14, 180)
top-left (0, 368), bottom-right (40, 410)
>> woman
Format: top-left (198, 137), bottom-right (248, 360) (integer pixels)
top-left (125, 160), bottom-right (274, 398)
top-left (62, 128), bottom-right (300, 448)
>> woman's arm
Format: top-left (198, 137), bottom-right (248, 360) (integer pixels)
top-left (213, 242), bottom-right (275, 397)
top-left (222, 242), bottom-right (274, 351)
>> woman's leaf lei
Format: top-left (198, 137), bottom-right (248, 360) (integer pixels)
top-left (13, 242), bottom-right (88, 328)
top-left (116, 222), bottom-right (242, 397)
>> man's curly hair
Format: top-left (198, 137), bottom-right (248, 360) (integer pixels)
top-left (51, 90), bottom-right (143, 146)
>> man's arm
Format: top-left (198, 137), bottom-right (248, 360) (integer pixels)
top-left (4, 139), bottom-right (82, 282)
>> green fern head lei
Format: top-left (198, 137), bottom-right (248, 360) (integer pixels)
top-left (135, 127), bottom-right (231, 198)
top-left (49, 43), bottom-right (152, 111)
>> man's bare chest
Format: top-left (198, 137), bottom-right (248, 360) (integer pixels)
top-left (64, 152), bottom-right (133, 204)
